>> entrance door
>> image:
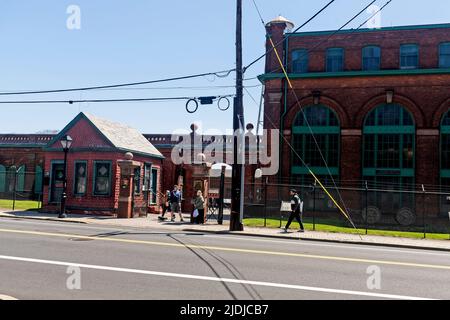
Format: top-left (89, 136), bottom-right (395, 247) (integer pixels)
top-left (50, 163), bottom-right (65, 203)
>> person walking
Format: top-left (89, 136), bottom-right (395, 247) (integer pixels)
top-left (169, 185), bottom-right (184, 222)
top-left (193, 190), bottom-right (205, 224)
top-left (158, 190), bottom-right (171, 221)
top-left (283, 188), bottom-right (305, 233)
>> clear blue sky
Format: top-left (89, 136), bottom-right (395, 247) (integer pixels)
top-left (0, 0), bottom-right (448, 134)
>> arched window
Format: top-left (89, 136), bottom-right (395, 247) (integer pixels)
top-left (0, 165), bottom-right (5, 193)
top-left (5, 165), bottom-right (26, 193)
top-left (440, 42), bottom-right (450, 68)
top-left (363, 104), bottom-right (415, 187)
top-left (362, 46), bottom-right (381, 71)
top-left (326, 48), bottom-right (344, 72)
top-left (291, 105), bottom-right (340, 185)
top-left (440, 111), bottom-right (450, 216)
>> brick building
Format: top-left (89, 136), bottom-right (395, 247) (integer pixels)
top-left (261, 18), bottom-right (450, 191)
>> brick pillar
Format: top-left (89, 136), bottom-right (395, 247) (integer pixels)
top-left (340, 130), bottom-right (362, 185)
top-left (416, 129), bottom-right (439, 186)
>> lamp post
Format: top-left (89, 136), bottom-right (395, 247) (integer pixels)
top-left (59, 135), bottom-right (73, 218)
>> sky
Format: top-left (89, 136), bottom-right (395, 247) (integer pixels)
top-left (0, 0), bottom-right (449, 134)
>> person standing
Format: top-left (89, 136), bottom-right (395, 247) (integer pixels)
top-left (283, 188), bottom-right (305, 233)
top-left (169, 185), bottom-right (184, 222)
top-left (193, 190), bottom-right (205, 224)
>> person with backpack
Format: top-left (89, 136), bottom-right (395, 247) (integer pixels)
top-left (169, 185), bottom-right (184, 222)
top-left (283, 188), bottom-right (305, 233)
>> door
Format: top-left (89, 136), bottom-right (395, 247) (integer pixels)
top-left (50, 163), bottom-right (65, 203)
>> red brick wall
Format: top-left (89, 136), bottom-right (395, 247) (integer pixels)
top-left (263, 23), bottom-right (450, 187)
top-left (42, 151), bottom-right (162, 215)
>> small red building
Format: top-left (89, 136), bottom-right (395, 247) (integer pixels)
top-left (42, 112), bottom-right (164, 216)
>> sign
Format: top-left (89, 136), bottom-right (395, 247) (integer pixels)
top-left (280, 201), bottom-right (291, 212)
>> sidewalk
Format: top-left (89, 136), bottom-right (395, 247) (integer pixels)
top-left (1, 209), bottom-right (450, 252)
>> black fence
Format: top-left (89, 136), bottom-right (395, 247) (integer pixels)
top-left (238, 179), bottom-right (450, 239)
top-left (0, 170), bottom-right (43, 211)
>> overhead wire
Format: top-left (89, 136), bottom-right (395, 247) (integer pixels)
top-left (250, 0), bottom-right (381, 236)
top-left (0, 69), bottom-right (236, 96)
top-left (244, 0), bottom-right (337, 73)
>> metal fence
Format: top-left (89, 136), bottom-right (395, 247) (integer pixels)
top-left (0, 170), bottom-right (43, 211)
top-left (238, 179), bottom-right (450, 238)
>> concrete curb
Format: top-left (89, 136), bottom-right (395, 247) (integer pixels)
top-left (182, 228), bottom-right (450, 253)
top-left (0, 214), bottom-right (88, 224)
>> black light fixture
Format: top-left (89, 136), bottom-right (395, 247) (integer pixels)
top-left (59, 135), bottom-right (72, 218)
top-left (386, 90), bottom-right (394, 104)
top-left (312, 91), bottom-right (321, 105)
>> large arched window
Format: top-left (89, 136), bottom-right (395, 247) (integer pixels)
top-left (440, 111), bottom-right (450, 216)
top-left (0, 165), bottom-right (5, 193)
top-left (291, 105), bottom-right (340, 185)
top-left (363, 104), bottom-right (415, 187)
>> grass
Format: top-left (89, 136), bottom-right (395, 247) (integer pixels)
top-left (0, 200), bottom-right (41, 211)
top-left (244, 217), bottom-right (450, 240)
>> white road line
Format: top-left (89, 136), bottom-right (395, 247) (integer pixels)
top-left (0, 254), bottom-right (436, 300)
top-left (0, 294), bottom-right (18, 300)
top-left (200, 234), bottom-right (450, 257)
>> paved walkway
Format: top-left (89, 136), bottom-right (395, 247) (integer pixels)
top-left (1, 209), bottom-right (450, 252)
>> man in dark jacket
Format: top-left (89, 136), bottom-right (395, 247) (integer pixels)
top-left (283, 188), bottom-right (305, 233)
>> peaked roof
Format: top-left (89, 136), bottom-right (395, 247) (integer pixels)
top-left (47, 112), bottom-right (164, 158)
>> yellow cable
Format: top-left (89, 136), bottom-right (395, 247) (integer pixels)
top-left (267, 36), bottom-right (352, 223)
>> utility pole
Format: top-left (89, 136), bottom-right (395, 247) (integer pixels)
top-left (230, 0), bottom-right (244, 231)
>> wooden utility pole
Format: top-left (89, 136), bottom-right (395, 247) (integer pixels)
top-left (230, 0), bottom-right (244, 231)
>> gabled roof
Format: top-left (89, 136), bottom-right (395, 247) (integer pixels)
top-left (47, 112), bottom-right (164, 159)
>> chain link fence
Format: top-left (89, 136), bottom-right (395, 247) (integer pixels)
top-left (0, 170), bottom-right (43, 211)
top-left (240, 179), bottom-right (450, 239)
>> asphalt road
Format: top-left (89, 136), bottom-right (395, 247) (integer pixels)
top-left (0, 217), bottom-right (449, 300)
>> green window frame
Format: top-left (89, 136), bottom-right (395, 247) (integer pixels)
top-left (291, 105), bottom-right (340, 183)
top-left (439, 42), bottom-right (450, 68)
top-left (73, 161), bottom-right (87, 196)
top-left (34, 165), bottom-right (43, 194)
top-left (292, 49), bottom-right (309, 73)
top-left (150, 168), bottom-right (158, 204)
top-left (362, 104), bottom-right (415, 179)
top-left (326, 48), bottom-right (344, 72)
top-left (0, 165), bottom-right (5, 193)
top-left (400, 44), bottom-right (419, 69)
top-left (16, 165), bottom-right (25, 192)
top-left (93, 161), bottom-right (112, 196)
top-left (362, 46), bottom-right (381, 71)
top-left (440, 110), bottom-right (450, 174)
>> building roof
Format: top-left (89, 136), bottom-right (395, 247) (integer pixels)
top-left (286, 23), bottom-right (450, 37)
top-left (47, 112), bottom-right (164, 158)
top-left (84, 113), bottom-right (163, 158)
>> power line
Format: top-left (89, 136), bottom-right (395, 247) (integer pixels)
top-left (0, 69), bottom-right (235, 96)
top-left (244, 0), bottom-right (337, 73)
top-left (268, 0), bottom-right (378, 74)
top-left (0, 94), bottom-right (235, 104)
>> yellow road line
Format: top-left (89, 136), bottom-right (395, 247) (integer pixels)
top-left (1, 227), bottom-right (450, 271)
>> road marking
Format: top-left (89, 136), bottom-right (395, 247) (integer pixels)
top-left (0, 294), bottom-right (18, 300)
top-left (2, 217), bottom-right (449, 257)
top-left (0, 254), bottom-right (435, 300)
top-left (201, 234), bottom-right (450, 257)
top-left (1, 227), bottom-right (450, 271)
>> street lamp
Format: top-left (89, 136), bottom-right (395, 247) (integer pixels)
top-left (59, 135), bottom-right (73, 218)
